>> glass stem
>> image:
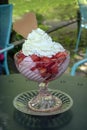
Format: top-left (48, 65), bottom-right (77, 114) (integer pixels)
top-left (39, 82), bottom-right (49, 95)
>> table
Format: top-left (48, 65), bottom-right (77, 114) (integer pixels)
top-left (0, 74), bottom-right (87, 130)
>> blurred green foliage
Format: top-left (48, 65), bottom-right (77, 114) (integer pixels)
top-left (9, 0), bottom-right (78, 22)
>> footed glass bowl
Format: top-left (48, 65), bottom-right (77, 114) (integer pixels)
top-left (14, 50), bottom-right (70, 113)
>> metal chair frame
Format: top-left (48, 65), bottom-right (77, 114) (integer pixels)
top-left (71, 0), bottom-right (87, 76)
top-left (75, 0), bottom-right (87, 53)
top-left (0, 4), bottom-right (14, 75)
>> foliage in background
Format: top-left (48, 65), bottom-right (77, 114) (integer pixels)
top-left (9, 0), bottom-right (78, 22)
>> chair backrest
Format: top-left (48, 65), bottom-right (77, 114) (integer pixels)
top-left (0, 4), bottom-right (13, 48)
top-left (78, 0), bottom-right (87, 22)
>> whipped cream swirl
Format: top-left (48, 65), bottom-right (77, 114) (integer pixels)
top-left (22, 28), bottom-right (65, 57)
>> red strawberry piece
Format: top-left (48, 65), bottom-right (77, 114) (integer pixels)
top-left (57, 55), bottom-right (66, 65)
top-left (55, 52), bottom-right (63, 58)
top-left (55, 52), bottom-right (67, 58)
top-left (51, 67), bottom-right (58, 74)
top-left (41, 56), bottom-right (51, 63)
top-left (54, 52), bottom-right (68, 65)
top-left (43, 60), bottom-right (54, 68)
top-left (39, 67), bottom-right (47, 74)
top-left (36, 63), bottom-right (44, 68)
top-left (41, 71), bottom-right (51, 79)
top-left (41, 72), bottom-right (47, 78)
top-left (51, 55), bottom-right (57, 61)
top-left (31, 66), bottom-right (36, 71)
top-left (40, 56), bottom-right (55, 69)
top-left (30, 54), bottom-right (40, 62)
top-left (46, 75), bottom-right (53, 81)
top-left (44, 72), bottom-right (51, 79)
top-left (17, 51), bottom-right (24, 59)
top-left (38, 67), bottom-right (48, 78)
top-left (17, 51), bottom-right (26, 64)
top-left (50, 64), bottom-right (58, 74)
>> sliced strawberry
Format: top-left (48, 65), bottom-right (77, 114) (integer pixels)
top-left (50, 64), bottom-right (58, 74)
top-left (54, 52), bottom-right (67, 66)
top-left (41, 72), bottom-right (51, 79)
top-left (43, 61), bottom-right (54, 68)
top-left (17, 51), bottom-right (25, 59)
top-left (41, 56), bottom-right (51, 63)
top-left (40, 57), bottom-right (54, 70)
top-left (41, 72), bottom-right (47, 78)
top-left (39, 67), bottom-right (47, 74)
top-left (44, 72), bottom-right (51, 79)
top-left (36, 63), bottom-right (44, 68)
top-left (31, 66), bottom-right (36, 71)
top-left (55, 52), bottom-right (67, 58)
top-left (30, 54), bottom-right (40, 62)
top-left (17, 51), bottom-right (26, 64)
top-left (17, 58), bottom-right (24, 64)
top-left (57, 56), bottom-right (66, 65)
top-left (38, 67), bottom-right (48, 78)
top-left (46, 75), bottom-right (53, 81)
top-left (55, 52), bottom-right (62, 58)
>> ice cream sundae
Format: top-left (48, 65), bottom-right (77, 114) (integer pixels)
top-left (14, 28), bottom-right (70, 112)
top-left (15, 28), bottom-right (69, 82)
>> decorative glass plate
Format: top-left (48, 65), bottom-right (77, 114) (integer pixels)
top-left (13, 89), bottom-right (73, 116)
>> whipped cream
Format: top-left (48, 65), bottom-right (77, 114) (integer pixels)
top-left (22, 28), bottom-right (65, 57)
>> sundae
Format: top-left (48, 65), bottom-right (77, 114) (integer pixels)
top-left (14, 28), bottom-right (70, 112)
top-left (15, 28), bottom-right (69, 82)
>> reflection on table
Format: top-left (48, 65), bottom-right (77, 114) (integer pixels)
top-left (14, 109), bottom-right (72, 130)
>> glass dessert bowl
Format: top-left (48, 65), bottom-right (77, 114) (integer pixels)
top-left (14, 50), bottom-right (70, 112)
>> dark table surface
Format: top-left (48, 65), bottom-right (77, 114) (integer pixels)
top-left (0, 74), bottom-right (87, 130)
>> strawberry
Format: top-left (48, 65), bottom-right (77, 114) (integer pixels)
top-left (41, 71), bottom-right (51, 79)
top-left (51, 66), bottom-right (58, 74)
top-left (39, 68), bottom-right (47, 78)
top-left (31, 66), bottom-right (36, 71)
top-left (41, 72), bottom-right (47, 78)
top-left (17, 51), bottom-right (26, 64)
top-left (36, 63), bottom-right (44, 68)
top-left (40, 56), bottom-right (54, 69)
top-left (55, 52), bottom-right (67, 58)
top-left (44, 73), bottom-right (51, 79)
top-left (39, 67), bottom-right (47, 74)
top-left (50, 63), bottom-right (58, 74)
top-left (57, 57), bottom-right (66, 65)
top-left (55, 52), bottom-right (62, 58)
top-left (54, 52), bottom-right (67, 65)
top-left (30, 54), bottom-right (40, 62)
top-left (41, 56), bottom-right (51, 63)
top-left (51, 55), bottom-right (57, 61)
top-left (43, 61), bottom-right (54, 68)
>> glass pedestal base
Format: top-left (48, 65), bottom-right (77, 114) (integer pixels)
top-left (28, 82), bottom-right (62, 112)
top-left (28, 94), bottom-right (62, 112)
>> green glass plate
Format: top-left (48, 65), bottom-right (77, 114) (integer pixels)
top-left (13, 89), bottom-right (73, 116)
